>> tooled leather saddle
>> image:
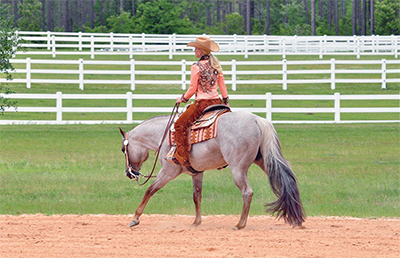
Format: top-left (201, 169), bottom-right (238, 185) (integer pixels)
top-left (165, 104), bottom-right (230, 168)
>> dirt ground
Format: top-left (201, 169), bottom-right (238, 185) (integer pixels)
top-left (1, 214), bottom-right (399, 258)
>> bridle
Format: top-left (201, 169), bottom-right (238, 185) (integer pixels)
top-left (123, 102), bottom-right (180, 186)
top-left (123, 131), bottom-right (142, 181)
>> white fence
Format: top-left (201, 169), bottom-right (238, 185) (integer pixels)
top-left (1, 92), bottom-right (399, 125)
top-left (2, 58), bottom-right (400, 91)
top-left (16, 31), bottom-right (400, 59)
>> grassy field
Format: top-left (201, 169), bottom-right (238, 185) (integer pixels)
top-left (0, 123), bottom-right (398, 217)
top-left (1, 53), bottom-right (399, 218)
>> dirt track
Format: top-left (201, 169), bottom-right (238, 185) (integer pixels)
top-left (1, 214), bottom-right (399, 258)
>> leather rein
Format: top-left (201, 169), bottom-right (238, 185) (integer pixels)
top-left (123, 102), bottom-right (180, 186)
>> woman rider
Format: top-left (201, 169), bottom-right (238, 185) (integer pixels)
top-left (174, 36), bottom-right (229, 170)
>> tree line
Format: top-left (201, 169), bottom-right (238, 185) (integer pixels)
top-left (2, 0), bottom-right (400, 36)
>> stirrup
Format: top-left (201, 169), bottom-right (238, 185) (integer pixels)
top-left (165, 146), bottom-right (180, 165)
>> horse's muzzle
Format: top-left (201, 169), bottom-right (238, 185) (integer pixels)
top-left (126, 167), bottom-right (140, 179)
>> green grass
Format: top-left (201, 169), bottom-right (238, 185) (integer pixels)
top-left (0, 123), bottom-right (398, 217)
top-left (1, 53), bottom-right (399, 218)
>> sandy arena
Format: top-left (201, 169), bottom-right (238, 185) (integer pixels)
top-left (1, 214), bottom-right (399, 258)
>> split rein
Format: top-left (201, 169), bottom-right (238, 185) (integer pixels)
top-left (123, 102), bottom-right (180, 186)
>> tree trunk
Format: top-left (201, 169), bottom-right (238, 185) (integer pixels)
top-left (362, 0), bottom-right (367, 35)
top-left (319, 0), bottom-right (324, 21)
top-left (47, 0), bottom-right (53, 31)
top-left (341, 0), bottom-right (345, 17)
top-left (370, 0), bottom-right (374, 34)
top-left (222, 0), bottom-right (226, 22)
top-left (304, 0), bottom-right (309, 25)
top-left (246, 0), bottom-right (251, 35)
top-left (89, 0), bottom-right (94, 29)
top-left (311, 0), bottom-right (316, 35)
top-left (334, 0), bottom-right (339, 35)
top-left (352, 0), bottom-right (357, 35)
top-left (13, 0), bottom-right (18, 27)
top-left (99, 0), bottom-right (104, 26)
top-left (266, 0), bottom-right (270, 34)
top-left (41, 0), bottom-right (46, 31)
top-left (132, 0), bottom-right (135, 16)
top-left (327, 0), bottom-right (333, 30)
top-left (217, 0), bottom-right (221, 22)
top-left (357, 0), bottom-right (361, 35)
top-left (120, 0), bottom-right (124, 13)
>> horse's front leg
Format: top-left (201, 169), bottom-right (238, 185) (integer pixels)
top-left (191, 173), bottom-right (203, 226)
top-left (130, 168), bottom-right (179, 227)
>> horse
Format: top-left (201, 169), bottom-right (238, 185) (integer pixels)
top-left (119, 111), bottom-right (305, 230)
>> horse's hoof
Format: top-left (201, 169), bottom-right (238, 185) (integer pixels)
top-left (232, 225), bottom-right (243, 230)
top-left (129, 220), bottom-right (140, 227)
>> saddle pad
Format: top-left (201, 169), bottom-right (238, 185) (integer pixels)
top-left (168, 109), bottom-right (229, 146)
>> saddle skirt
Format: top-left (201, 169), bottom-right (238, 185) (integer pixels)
top-left (168, 105), bottom-right (230, 146)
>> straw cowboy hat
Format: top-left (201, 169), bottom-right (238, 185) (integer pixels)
top-left (187, 36), bottom-right (219, 54)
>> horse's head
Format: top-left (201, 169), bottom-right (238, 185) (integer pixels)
top-left (119, 127), bottom-right (149, 180)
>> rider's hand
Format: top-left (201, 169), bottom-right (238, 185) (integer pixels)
top-left (176, 97), bottom-right (182, 103)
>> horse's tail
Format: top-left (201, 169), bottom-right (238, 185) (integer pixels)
top-left (255, 116), bottom-right (306, 227)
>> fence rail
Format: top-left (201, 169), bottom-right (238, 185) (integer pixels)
top-left (2, 58), bottom-right (400, 91)
top-left (16, 31), bottom-right (400, 59)
top-left (1, 92), bottom-right (399, 125)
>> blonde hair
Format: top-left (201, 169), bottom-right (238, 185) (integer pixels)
top-left (209, 54), bottom-right (223, 74)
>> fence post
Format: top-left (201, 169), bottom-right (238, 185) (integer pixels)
top-left (142, 33), bottom-right (145, 53)
top-left (331, 58), bottom-right (336, 90)
top-left (130, 59), bottom-right (135, 91)
top-left (129, 36), bottom-right (133, 59)
top-left (47, 31), bottom-right (51, 50)
top-left (282, 59), bottom-right (287, 90)
top-left (56, 91), bottom-right (62, 123)
top-left (356, 36), bottom-right (360, 59)
top-left (245, 36), bottom-right (248, 58)
top-left (381, 59), bottom-right (387, 89)
top-left (232, 59), bottom-right (237, 91)
top-left (334, 92), bottom-right (340, 123)
top-left (264, 34), bottom-right (268, 53)
top-left (372, 34), bottom-right (376, 53)
top-left (282, 37), bottom-right (286, 59)
top-left (391, 34), bottom-right (395, 56)
top-left (266, 92), bottom-right (272, 121)
top-left (126, 92), bottom-right (133, 123)
top-left (90, 36), bottom-right (95, 59)
top-left (395, 36), bottom-right (398, 59)
top-left (294, 35), bottom-right (297, 54)
top-left (12, 30), bottom-right (17, 57)
top-left (78, 31), bottom-right (82, 51)
top-left (319, 37), bottom-right (323, 59)
top-left (52, 35), bottom-right (56, 58)
top-left (234, 34), bottom-right (237, 53)
top-left (181, 59), bottom-right (186, 90)
top-left (79, 59), bottom-right (84, 90)
top-left (26, 57), bottom-right (31, 89)
top-left (169, 35), bottom-right (173, 60)
top-left (110, 32), bottom-right (114, 52)
top-left (173, 33), bottom-right (176, 53)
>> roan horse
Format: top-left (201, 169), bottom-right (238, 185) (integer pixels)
top-left (119, 111), bottom-right (305, 230)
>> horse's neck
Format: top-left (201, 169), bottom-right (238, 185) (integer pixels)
top-left (131, 116), bottom-right (168, 151)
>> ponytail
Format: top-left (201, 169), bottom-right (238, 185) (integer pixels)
top-left (209, 54), bottom-right (223, 74)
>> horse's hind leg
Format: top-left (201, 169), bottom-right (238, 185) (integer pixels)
top-left (191, 173), bottom-right (203, 226)
top-left (130, 169), bottom-right (179, 227)
top-left (231, 167), bottom-right (253, 230)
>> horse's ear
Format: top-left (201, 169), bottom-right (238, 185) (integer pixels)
top-left (119, 127), bottom-right (125, 137)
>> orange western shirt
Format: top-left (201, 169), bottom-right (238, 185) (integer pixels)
top-left (183, 60), bottom-right (228, 101)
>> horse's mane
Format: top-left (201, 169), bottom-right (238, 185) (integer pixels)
top-left (134, 115), bottom-right (170, 129)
